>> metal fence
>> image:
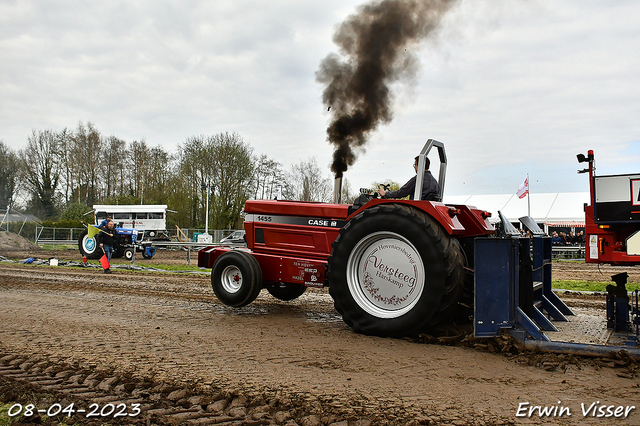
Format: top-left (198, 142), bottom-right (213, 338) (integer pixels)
top-left (34, 226), bottom-right (240, 247)
top-left (35, 227), bottom-right (80, 246)
top-left (551, 245), bottom-right (585, 260)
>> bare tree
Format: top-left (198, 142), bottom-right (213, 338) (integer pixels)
top-left (58, 128), bottom-right (74, 205)
top-left (253, 154), bottom-right (284, 200)
top-left (19, 129), bottom-right (63, 219)
top-left (284, 157), bottom-right (332, 202)
top-left (177, 135), bottom-right (214, 226)
top-left (141, 145), bottom-right (172, 203)
top-left (210, 132), bottom-right (254, 229)
top-left (0, 141), bottom-right (19, 209)
top-left (176, 132), bottom-right (254, 229)
top-left (69, 122), bottom-right (103, 205)
top-left (340, 177), bottom-right (359, 204)
top-left (128, 140), bottom-right (149, 201)
top-left (103, 136), bottom-right (127, 200)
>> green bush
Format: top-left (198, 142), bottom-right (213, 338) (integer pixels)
top-left (60, 202), bottom-right (92, 222)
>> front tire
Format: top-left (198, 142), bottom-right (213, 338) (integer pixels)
top-left (211, 251), bottom-right (263, 307)
top-left (327, 204), bottom-right (464, 337)
top-left (123, 248), bottom-right (134, 261)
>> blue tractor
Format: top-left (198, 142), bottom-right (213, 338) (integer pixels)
top-left (78, 226), bottom-right (156, 260)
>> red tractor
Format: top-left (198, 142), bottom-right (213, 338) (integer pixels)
top-left (199, 140), bottom-right (494, 337)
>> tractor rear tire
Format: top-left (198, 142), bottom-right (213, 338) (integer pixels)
top-left (267, 283), bottom-right (307, 301)
top-left (78, 230), bottom-right (102, 260)
top-left (327, 203), bottom-right (465, 337)
top-left (211, 250), bottom-right (263, 307)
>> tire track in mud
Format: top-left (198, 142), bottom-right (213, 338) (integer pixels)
top-left (2, 349), bottom-right (494, 426)
top-left (1, 351), bottom-right (398, 426)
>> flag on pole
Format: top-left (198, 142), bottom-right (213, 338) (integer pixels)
top-left (87, 225), bottom-right (101, 238)
top-left (516, 177), bottom-right (529, 199)
top-left (100, 254), bottom-right (110, 270)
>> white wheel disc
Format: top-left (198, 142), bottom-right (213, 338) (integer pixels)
top-left (220, 265), bottom-right (243, 294)
top-left (346, 231), bottom-right (425, 318)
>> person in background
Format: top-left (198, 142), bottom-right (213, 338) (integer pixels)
top-left (97, 220), bottom-right (117, 274)
top-left (98, 216), bottom-right (112, 228)
top-left (559, 231), bottom-right (568, 246)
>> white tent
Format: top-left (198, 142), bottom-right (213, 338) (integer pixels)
top-left (443, 192), bottom-right (589, 231)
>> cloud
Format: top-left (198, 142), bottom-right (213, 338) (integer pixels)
top-left (1, 0), bottom-right (639, 197)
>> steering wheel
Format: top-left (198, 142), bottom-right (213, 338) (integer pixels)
top-left (376, 183), bottom-right (390, 198)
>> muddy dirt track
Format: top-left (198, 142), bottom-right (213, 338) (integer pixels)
top-left (1, 246), bottom-right (640, 425)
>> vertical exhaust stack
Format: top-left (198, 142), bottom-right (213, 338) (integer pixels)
top-left (334, 176), bottom-right (342, 204)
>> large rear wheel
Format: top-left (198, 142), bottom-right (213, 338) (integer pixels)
top-left (78, 230), bottom-right (102, 259)
top-left (327, 204), bottom-right (465, 337)
top-left (211, 251), bottom-right (263, 307)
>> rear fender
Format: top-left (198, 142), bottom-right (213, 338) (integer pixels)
top-left (347, 199), bottom-right (465, 235)
top-left (450, 204), bottom-right (495, 237)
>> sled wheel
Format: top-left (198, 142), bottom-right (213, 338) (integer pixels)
top-left (124, 248), bottom-right (134, 261)
top-left (267, 283), bottom-right (307, 301)
top-left (327, 203), bottom-right (465, 337)
top-left (78, 230), bottom-right (102, 259)
top-left (211, 250), bottom-right (263, 307)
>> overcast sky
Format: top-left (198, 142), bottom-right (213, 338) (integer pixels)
top-left (1, 0), bottom-right (639, 197)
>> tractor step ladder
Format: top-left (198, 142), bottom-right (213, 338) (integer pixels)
top-left (474, 215), bottom-right (575, 341)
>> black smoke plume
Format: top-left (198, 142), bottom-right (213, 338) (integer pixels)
top-left (317, 0), bottom-right (457, 177)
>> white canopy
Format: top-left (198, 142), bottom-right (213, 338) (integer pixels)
top-left (443, 192), bottom-right (589, 227)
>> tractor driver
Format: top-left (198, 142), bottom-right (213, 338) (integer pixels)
top-left (378, 156), bottom-right (441, 201)
top-left (98, 215), bottom-right (112, 228)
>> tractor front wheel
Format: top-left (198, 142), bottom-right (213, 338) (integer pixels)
top-left (123, 248), bottom-right (134, 261)
top-left (211, 251), bottom-right (263, 307)
top-left (327, 203), bottom-right (465, 337)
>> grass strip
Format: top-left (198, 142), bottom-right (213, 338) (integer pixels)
top-left (553, 280), bottom-right (640, 293)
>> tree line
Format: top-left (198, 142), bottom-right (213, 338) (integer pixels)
top-left (0, 122), bottom-right (368, 230)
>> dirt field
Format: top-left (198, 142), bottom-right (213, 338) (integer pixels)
top-left (1, 238), bottom-right (640, 425)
